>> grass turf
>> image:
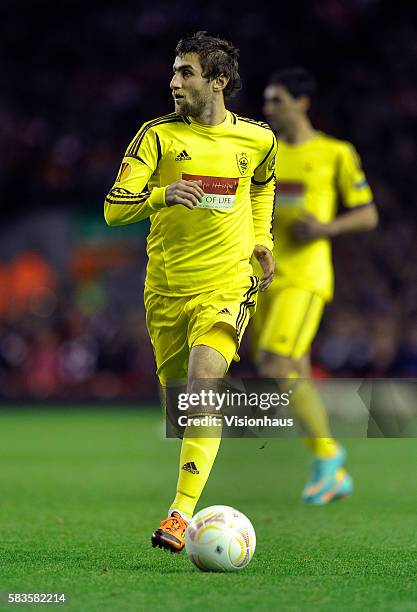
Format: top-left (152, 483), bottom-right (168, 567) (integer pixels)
top-left (0, 408), bottom-right (416, 611)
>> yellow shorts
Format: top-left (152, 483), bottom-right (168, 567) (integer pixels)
top-left (144, 276), bottom-right (259, 384)
top-left (253, 285), bottom-right (324, 360)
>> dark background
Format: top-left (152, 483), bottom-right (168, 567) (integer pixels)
top-left (1, 0), bottom-right (417, 400)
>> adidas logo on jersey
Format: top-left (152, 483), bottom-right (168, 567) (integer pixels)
top-left (175, 149), bottom-right (192, 161)
top-left (182, 461), bottom-right (199, 474)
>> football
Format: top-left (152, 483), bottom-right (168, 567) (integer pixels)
top-left (185, 505), bottom-right (256, 572)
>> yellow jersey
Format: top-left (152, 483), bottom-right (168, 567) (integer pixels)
top-left (274, 131), bottom-right (373, 300)
top-left (105, 111), bottom-right (277, 296)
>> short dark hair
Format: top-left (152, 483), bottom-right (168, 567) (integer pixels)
top-left (175, 31), bottom-right (241, 99)
top-left (268, 67), bottom-right (317, 100)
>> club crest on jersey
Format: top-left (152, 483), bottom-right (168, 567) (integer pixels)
top-left (236, 153), bottom-right (251, 175)
top-left (116, 161), bottom-right (131, 182)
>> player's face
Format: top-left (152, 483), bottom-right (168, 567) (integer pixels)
top-left (263, 84), bottom-right (301, 132)
top-left (170, 53), bottom-right (212, 117)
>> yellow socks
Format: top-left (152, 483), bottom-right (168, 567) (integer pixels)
top-left (306, 436), bottom-right (339, 459)
top-left (170, 430), bottom-right (221, 520)
top-left (288, 374), bottom-right (339, 459)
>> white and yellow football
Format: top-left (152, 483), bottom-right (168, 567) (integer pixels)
top-left (185, 505), bottom-right (256, 572)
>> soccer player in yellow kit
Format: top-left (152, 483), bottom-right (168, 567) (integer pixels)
top-left (104, 32), bottom-right (276, 551)
top-left (253, 68), bottom-right (378, 504)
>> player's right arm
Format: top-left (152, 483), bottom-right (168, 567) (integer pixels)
top-left (104, 123), bottom-right (165, 226)
top-left (104, 124), bottom-right (203, 226)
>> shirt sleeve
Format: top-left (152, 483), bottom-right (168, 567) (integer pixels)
top-left (337, 142), bottom-right (374, 209)
top-left (104, 124), bottom-right (167, 226)
top-left (250, 132), bottom-right (278, 252)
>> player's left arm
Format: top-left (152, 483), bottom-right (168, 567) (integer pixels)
top-left (251, 132), bottom-right (278, 290)
top-left (293, 143), bottom-right (378, 241)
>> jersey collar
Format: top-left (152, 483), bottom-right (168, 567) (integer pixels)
top-left (185, 110), bottom-right (233, 133)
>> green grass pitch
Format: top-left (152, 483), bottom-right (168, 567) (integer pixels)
top-left (0, 408), bottom-right (416, 611)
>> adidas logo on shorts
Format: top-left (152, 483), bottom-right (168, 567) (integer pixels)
top-left (175, 149), bottom-right (192, 161)
top-left (182, 461), bottom-right (199, 474)
top-left (218, 308), bottom-right (232, 315)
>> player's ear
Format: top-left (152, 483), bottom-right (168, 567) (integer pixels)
top-left (213, 74), bottom-right (229, 93)
top-left (298, 95), bottom-right (311, 113)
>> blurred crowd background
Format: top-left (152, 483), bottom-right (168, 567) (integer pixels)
top-left (1, 0), bottom-right (417, 400)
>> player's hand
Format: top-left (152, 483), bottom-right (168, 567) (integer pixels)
top-left (253, 245), bottom-right (275, 292)
top-left (166, 179), bottom-right (204, 210)
top-left (292, 213), bottom-right (332, 241)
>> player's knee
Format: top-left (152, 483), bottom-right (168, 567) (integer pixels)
top-left (256, 351), bottom-right (294, 379)
top-left (188, 344), bottom-right (228, 380)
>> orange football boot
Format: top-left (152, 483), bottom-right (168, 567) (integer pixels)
top-left (151, 512), bottom-right (188, 553)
